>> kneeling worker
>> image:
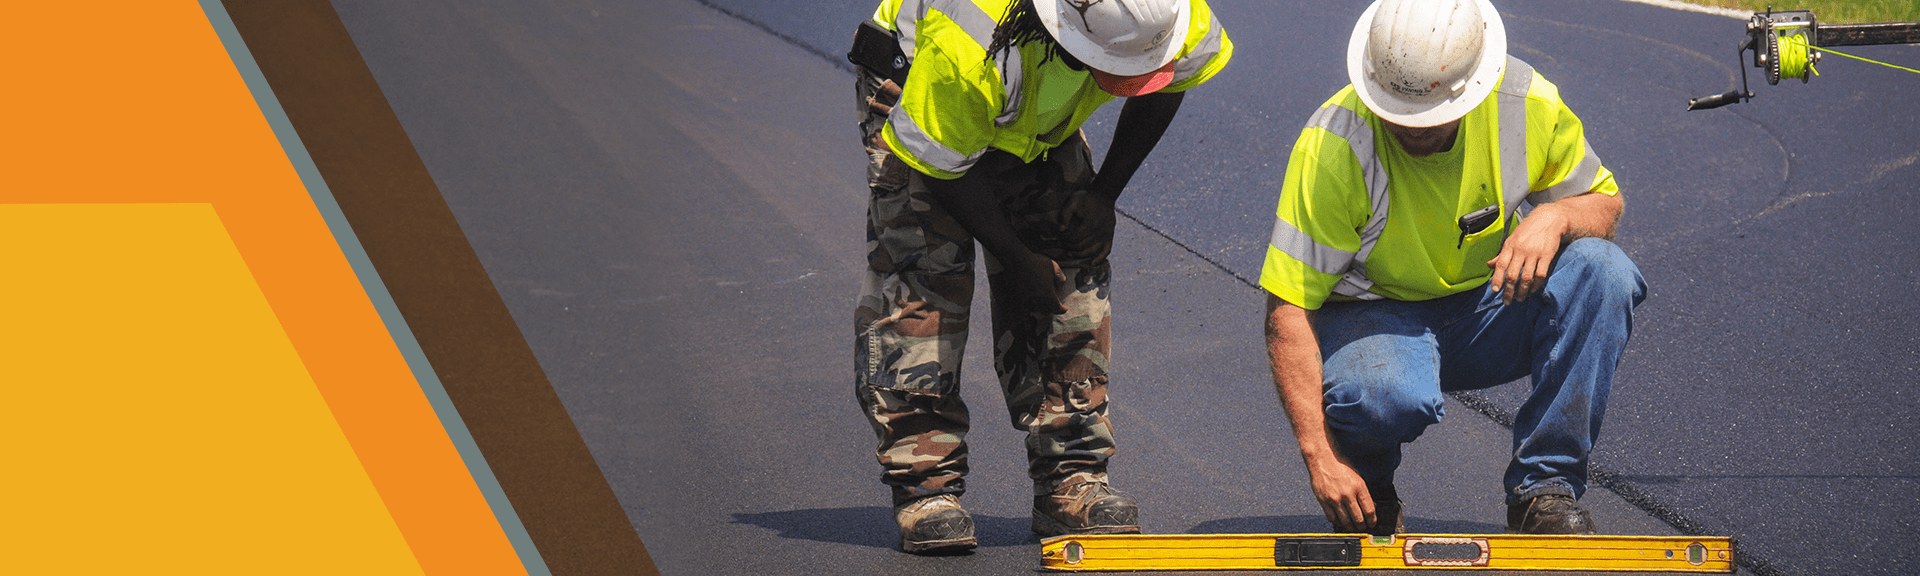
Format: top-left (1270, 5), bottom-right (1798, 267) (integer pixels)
top-left (850, 0), bottom-right (1231, 554)
top-left (1260, 0), bottom-right (1645, 535)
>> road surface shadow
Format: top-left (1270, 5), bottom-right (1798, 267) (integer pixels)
top-left (735, 509), bottom-right (1513, 551)
top-left (731, 507), bottom-right (1041, 549)
top-left (1191, 515), bottom-right (1507, 535)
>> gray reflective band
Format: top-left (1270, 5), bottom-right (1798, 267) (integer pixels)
top-left (1269, 216), bottom-right (1355, 276)
top-left (1305, 103), bottom-right (1389, 300)
top-left (1535, 139), bottom-right (1603, 203)
top-left (1169, 14), bottom-right (1224, 85)
top-left (1496, 57), bottom-right (1535, 215)
top-left (1332, 264), bottom-right (1384, 299)
top-left (896, 0), bottom-right (996, 59)
top-left (930, 0), bottom-right (997, 52)
top-left (897, 0), bottom-right (1020, 127)
top-left (889, 103), bottom-right (983, 173)
top-left (996, 47), bottom-right (1024, 127)
top-left (894, 1), bottom-right (920, 58)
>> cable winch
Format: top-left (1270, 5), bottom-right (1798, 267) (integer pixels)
top-left (1687, 8), bottom-right (1920, 110)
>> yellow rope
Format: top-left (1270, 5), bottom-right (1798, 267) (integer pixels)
top-left (1811, 42), bottom-right (1920, 76)
top-left (1777, 29), bottom-right (1920, 79)
top-left (1777, 32), bottom-right (1818, 79)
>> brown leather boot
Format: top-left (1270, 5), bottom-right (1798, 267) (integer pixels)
top-left (1032, 478), bottom-right (1140, 536)
top-left (1507, 493), bottom-right (1597, 534)
top-left (894, 494), bottom-right (976, 554)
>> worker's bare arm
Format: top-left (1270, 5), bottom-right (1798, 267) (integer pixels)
top-left (1089, 90), bottom-right (1185, 204)
top-left (1052, 91), bottom-right (1187, 255)
top-left (1538, 190), bottom-right (1623, 242)
top-left (1487, 191), bottom-right (1623, 304)
top-left (1266, 294), bottom-right (1375, 532)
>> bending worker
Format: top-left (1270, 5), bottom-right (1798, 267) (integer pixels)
top-left (1260, 0), bottom-right (1645, 536)
top-left (849, 0), bottom-right (1230, 555)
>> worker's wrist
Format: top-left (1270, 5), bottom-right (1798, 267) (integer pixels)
top-left (1532, 203), bottom-right (1575, 241)
top-left (1297, 440), bottom-right (1340, 465)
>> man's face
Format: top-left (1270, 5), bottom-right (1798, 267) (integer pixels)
top-left (1382, 119), bottom-right (1461, 158)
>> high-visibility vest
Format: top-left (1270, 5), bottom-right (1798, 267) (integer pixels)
top-left (1259, 58), bottom-right (1618, 309)
top-left (872, 0), bottom-right (1231, 179)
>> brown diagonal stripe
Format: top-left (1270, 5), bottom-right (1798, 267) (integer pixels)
top-left (217, 1), bottom-right (657, 574)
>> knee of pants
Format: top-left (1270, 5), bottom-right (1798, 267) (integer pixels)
top-left (1320, 334), bottom-right (1444, 444)
top-left (1556, 238), bottom-right (1647, 305)
top-left (856, 271), bottom-right (974, 395)
top-left (1322, 376), bottom-right (1444, 445)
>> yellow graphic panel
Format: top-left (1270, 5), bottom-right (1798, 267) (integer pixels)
top-left (0, 204), bottom-right (424, 575)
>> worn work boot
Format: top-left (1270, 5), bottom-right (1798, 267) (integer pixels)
top-left (1032, 479), bottom-right (1140, 536)
top-left (1366, 481), bottom-right (1405, 536)
top-left (1507, 493), bottom-right (1597, 534)
top-left (894, 494), bottom-right (977, 554)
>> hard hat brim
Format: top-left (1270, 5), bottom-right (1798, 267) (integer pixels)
top-left (1091, 60), bottom-right (1178, 96)
top-left (1347, 0), bottom-right (1507, 128)
top-left (1034, 0), bottom-right (1190, 77)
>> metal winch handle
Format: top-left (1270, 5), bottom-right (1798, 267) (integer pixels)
top-left (1687, 90), bottom-right (1749, 111)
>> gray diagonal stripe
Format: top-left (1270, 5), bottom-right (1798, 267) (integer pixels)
top-left (897, 0), bottom-right (1020, 126)
top-left (930, 0), bottom-right (997, 51)
top-left (1332, 264), bottom-right (1384, 299)
top-left (1269, 216), bottom-right (1356, 276)
top-left (895, 0), bottom-right (921, 59)
top-left (1170, 13), bottom-right (1224, 85)
top-left (892, 0), bottom-right (994, 58)
top-left (1497, 57), bottom-right (1535, 214)
top-left (995, 47), bottom-right (1024, 127)
top-left (1535, 139), bottom-right (1604, 203)
top-left (889, 101), bottom-right (983, 173)
top-left (1307, 103), bottom-right (1390, 299)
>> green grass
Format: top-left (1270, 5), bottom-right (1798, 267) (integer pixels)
top-left (1684, 0), bottom-right (1920, 23)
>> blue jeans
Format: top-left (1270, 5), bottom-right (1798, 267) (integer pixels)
top-left (1313, 238), bottom-right (1646, 505)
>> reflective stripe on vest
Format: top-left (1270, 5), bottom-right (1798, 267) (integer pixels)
top-left (1268, 57), bottom-right (1538, 300)
top-left (1539, 139), bottom-right (1602, 203)
top-left (1266, 101), bottom-right (1388, 299)
top-left (895, 0), bottom-right (996, 52)
top-left (889, 100), bottom-right (984, 173)
top-left (885, 0), bottom-right (1026, 172)
top-left (1313, 103), bottom-right (1391, 299)
top-left (892, 0), bottom-right (918, 57)
top-left (1497, 57), bottom-right (1535, 218)
top-left (1169, 10), bottom-right (1226, 86)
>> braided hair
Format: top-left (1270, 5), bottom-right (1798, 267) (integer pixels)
top-left (986, 0), bottom-right (1085, 70)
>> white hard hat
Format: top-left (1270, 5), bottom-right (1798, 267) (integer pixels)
top-left (1347, 0), bottom-right (1507, 127)
top-left (1033, 0), bottom-right (1190, 76)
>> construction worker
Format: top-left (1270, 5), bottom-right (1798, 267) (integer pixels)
top-left (1261, 0), bottom-right (1645, 536)
top-left (849, 0), bottom-right (1230, 554)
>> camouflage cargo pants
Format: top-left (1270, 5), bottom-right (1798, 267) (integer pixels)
top-left (853, 70), bottom-right (1119, 506)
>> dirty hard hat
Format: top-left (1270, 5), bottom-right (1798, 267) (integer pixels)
top-left (1035, 0), bottom-right (1189, 79)
top-left (1348, 0), bottom-right (1507, 127)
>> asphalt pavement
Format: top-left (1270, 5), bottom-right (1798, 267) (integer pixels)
top-left (327, 0), bottom-right (1918, 574)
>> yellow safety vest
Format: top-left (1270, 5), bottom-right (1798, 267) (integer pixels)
top-left (872, 0), bottom-right (1232, 179)
top-left (1259, 58), bottom-right (1619, 309)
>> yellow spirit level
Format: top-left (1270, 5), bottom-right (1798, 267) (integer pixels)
top-left (1041, 533), bottom-right (1735, 572)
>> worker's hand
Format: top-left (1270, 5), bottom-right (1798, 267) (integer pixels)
top-left (1307, 455), bottom-right (1375, 533)
top-left (1007, 252), bottom-right (1070, 316)
top-left (1488, 206), bottom-right (1569, 306)
top-left (1056, 188), bottom-right (1116, 262)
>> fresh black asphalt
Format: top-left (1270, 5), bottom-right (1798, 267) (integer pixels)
top-left (327, 0), bottom-right (1918, 574)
